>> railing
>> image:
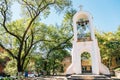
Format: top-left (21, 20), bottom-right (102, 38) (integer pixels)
top-left (77, 37), bottom-right (92, 42)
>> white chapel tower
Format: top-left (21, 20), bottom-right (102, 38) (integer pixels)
top-left (66, 7), bottom-right (110, 75)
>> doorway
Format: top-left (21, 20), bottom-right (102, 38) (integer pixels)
top-left (81, 52), bottom-right (92, 73)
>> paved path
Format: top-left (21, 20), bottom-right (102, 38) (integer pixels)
top-left (27, 76), bottom-right (67, 80)
top-left (25, 76), bottom-right (120, 80)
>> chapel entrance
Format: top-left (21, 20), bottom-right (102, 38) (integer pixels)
top-left (81, 52), bottom-right (92, 73)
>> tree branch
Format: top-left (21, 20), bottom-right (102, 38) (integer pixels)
top-left (47, 35), bottom-right (73, 58)
top-left (22, 30), bottom-right (34, 67)
top-left (0, 43), bottom-right (17, 59)
top-left (0, 0), bottom-right (21, 42)
top-left (19, 1), bottom-right (56, 58)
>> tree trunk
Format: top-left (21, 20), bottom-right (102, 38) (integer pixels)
top-left (52, 55), bottom-right (55, 75)
top-left (44, 61), bottom-right (47, 75)
top-left (17, 58), bottom-right (23, 72)
top-left (17, 59), bottom-right (24, 80)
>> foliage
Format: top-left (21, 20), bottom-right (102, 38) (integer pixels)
top-left (1, 77), bottom-right (14, 80)
top-left (33, 23), bottom-right (72, 75)
top-left (0, 0), bottom-right (120, 76)
top-left (4, 59), bottom-right (17, 76)
top-left (39, 9), bottom-right (76, 75)
top-left (0, 0), bottom-right (72, 73)
top-left (96, 30), bottom-right (120, 68)
top-left (114, 67), bottom-right (120, 71)
top-left (81, 52), bottom-right (91, 60)
top-left (33, 9), bottom-right (76, 75)
top-left (35, 55), bottom-right (45, 74)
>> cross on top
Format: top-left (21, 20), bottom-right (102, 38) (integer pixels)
top-left (79, 5), bottom-right (83, 11)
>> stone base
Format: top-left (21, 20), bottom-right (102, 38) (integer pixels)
top-left (67, 74), bottom-right (111, 80)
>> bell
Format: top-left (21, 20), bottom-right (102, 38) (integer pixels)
top-left (85, 22), bottom-right (88, 25)
top-left (77, 21), bottom-right (80, 25)
top-left (81, 24), bottom-right (84, 26)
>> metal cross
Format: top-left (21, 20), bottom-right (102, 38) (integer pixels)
top-left (79, 5), bottom-right (83, 11)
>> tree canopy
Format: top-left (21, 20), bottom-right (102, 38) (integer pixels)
top-left (0, 0), bottom-right (72, 73)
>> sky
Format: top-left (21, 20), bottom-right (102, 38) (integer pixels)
top-left (11, 0), bottom-right (120, 32)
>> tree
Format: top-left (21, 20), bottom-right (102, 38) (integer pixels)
top-left (96, 30), bottom-right (120, 69)
top-left (34, 9), bottom-right (76, 75)
top-left (0, 0), bottom-right (71, 73)
top-left (34, 55), bottom-right (46, 75)
top-left (35, 24), bottom-right (72, 75)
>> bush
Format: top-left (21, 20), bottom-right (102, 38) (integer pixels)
top-left (0, 77), bottom-right (14, 80)
top-left (114, 67), bottom-right (120, 72)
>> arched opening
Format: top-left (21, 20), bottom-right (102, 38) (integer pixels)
top-left (81, 52), bottom-right (92, 73)
top-left (76, 17), bottom-right (91, 42)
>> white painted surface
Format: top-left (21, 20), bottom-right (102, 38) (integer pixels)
top-left (66, 10), bottom-right (110, 75)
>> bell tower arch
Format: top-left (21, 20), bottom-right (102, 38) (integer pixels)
top-left (66, 8), bottom-right (110, 75)
top-left (73, 11), bottom-right (95, 42)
